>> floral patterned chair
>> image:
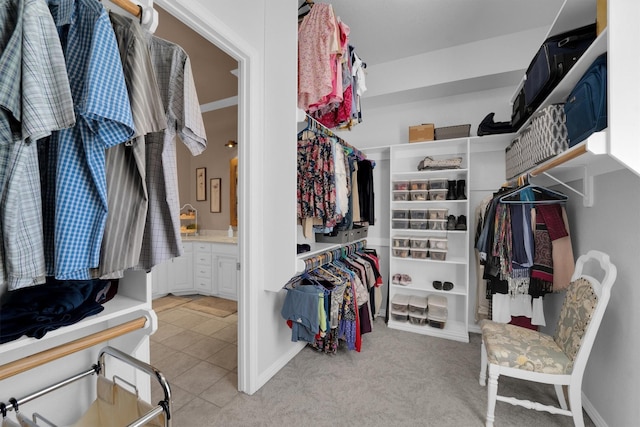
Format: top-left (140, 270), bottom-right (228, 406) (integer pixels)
top-left (479, 250), bottom-right (617, 427)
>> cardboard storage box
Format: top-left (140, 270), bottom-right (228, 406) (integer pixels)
top-left (409, 124), bottom-right (435, 143)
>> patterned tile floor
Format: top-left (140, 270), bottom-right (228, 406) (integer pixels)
top-left (150, 296), bottom-right (238, 423)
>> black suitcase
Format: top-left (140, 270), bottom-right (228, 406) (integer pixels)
top-left (523, 23), bottom-right (597, 116)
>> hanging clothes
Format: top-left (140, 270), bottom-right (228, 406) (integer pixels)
top-left (137, 35), bottom-right (207, 271)
top-left (474, 185), bottom-right (575, 326)
top-left (281, 246), bottom-right (381, 354)
top-left (99, 11), bottom-right (167, 279)
top-left (0, 0), bottom-right (75, 291)
top-left (42, 0), bottom-right (135, 280)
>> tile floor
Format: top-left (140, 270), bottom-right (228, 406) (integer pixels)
top-left (150, 296), bottom-right (238, 423)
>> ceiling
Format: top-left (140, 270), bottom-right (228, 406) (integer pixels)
top-left (152, 1), bottom-right (566, 122)
top-left (325, 0), bottom-right (563, 67)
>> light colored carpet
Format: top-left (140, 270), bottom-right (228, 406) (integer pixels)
top-left (200, 318), bottom-right (595, 427)
top-left (182, 297), bottom-right (238, 318)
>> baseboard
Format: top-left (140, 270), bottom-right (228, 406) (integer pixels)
top-left (583, 392), bottom-right (608, 427)
top-left (253, 341), bottom-right (305, 394)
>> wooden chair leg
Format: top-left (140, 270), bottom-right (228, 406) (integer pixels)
top-left (486, 364), bottom-right (499, 427)
top-left (479, 340), bottom-right (487, 386)
top-left (568, 385), bottom-right (585, 427)
top-left (554, 384), bottom-right (568, 410)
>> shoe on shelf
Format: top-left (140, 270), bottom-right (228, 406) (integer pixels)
top-left (456, 179), bottom-right (467, 200)
top-left (447, 215), bottom-right (457, 230)
top-left (446, 180), bottom-right (457, 200)
top-left (400, 274), bottom-right (412, 286)
top-left (456, 215), bottom-right (467, 231)
top-left (392, 273), bottom-right (401, 285)
top-left (443, 281), bottom-right (454, 291)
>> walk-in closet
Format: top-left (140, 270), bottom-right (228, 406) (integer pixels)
top-left (2, 1), bottom-right (639, 426)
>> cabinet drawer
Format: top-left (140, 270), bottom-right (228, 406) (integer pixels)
top-left (194, 253), bottom-right (212, 266)
top-left (193, 243), bottom-right (212, 253)
top-left (194, 265), bottom-right (212, 279)
top-left (194, 276), bottom-right (213, 293)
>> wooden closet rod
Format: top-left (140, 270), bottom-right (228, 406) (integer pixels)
top-left (0, 316), bottom-right (147, 381)
top-left (111, 0), bottom-right (142, 18)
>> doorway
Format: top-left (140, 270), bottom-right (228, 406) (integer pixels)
top-left (151, 0), bottom-right (248, 392)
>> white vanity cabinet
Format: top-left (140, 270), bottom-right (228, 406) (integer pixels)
top-left (151, 241), bottom-right (194, 298)
top-left (151, 239), bottom-right (238, 301)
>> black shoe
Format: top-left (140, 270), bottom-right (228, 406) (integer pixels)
top-left (456, 215), bottom-right (467, 231)
top-left (456, 179), bottom-right (467, 200)
top-left (447, 215), bottom-right (457, 230)
top-left (446, 180), bottom-right (456, 200)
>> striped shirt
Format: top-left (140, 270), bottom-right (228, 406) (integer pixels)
top-left (138, 36), bottom-right (207, 270)
top-left (98, 12), bottom-right (167, 279)
top-left (0, 0), bottom-right (74, 291)
top-left (44, 0), bottom-right (134, 280)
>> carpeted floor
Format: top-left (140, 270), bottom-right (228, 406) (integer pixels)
top-left (201, 318), bottom-right (595, 427)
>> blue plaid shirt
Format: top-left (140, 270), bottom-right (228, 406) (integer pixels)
top-left (45, 0), bottom-right (134, 279)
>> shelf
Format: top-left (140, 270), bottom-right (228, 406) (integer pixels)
top-left (388, 318), bottom-right (469, 343)
top-left (391, 283), bottom-right (467, 297)
top-left (392, 168), bottom-right (468, 179)
top-left (391, 256), bottom-right (467, 265)
top-left (0, 294), bottom-right (152, 362)
top-left (179, 214), bottom-right (196, 220)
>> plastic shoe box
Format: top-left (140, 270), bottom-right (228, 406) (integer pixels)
top-left (410, 219), bottom-right (429, 230)
top-left (391, 311), bottom-right (409, 322)
top-left (428, 295), bottom-right (448, 311)
top-left (428, 317), bottom-right (446, 329)
top-left (410, 209), bottom-right (429, 219)
top-left (392, 236), bottom-right (411, 248)
top-left (409, 295), bottom-right (428, 315)
top-left (410, 190), bottom-right (428, 201)
top-left (428, 189), bottom-right (448, 201)
top-left (428, 178), bottom-right (448, 190)
top-left (392, 248), bottom-right (410, 258)
top-left (411, 248), bottom-right (428, 259)
top-left (428, 208), bottom-right (448, 220)
top-left (429, 248), bottom-right (448, 261)
top-left (410, 179), bottom-right (429, 191)
top-left (428, 237), bottom-right (448, 250)
top-left (393, 191), bottom-right (410, 201)
top-left (410, 237), bottom-right (429, 249)
top-left (391, 294), bottom-right (410, 312)
top-left (409, 312), bottom-right (428, 325)
top-left (428, 219), bottom-right (447, 231)
top-left (393, 180), bottom-right (410, 191)
top-left (392, 209), bottom-right (410, 219)
top-left (392, 219), bottom-right (410, 229)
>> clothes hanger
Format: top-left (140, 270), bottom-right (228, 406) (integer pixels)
top-left (499, 183), bottom-right (568, 204)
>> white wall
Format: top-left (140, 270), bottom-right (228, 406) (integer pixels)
top-left (540, 170), bottom-right (640, 426)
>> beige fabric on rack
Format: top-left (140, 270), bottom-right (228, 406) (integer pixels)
top-left (2, 417), bottom-right (20, 427)
top-left (67, 376), bottom-right (164, 427)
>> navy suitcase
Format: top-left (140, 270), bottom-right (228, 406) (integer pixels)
top-left (524, 24), bottom-right (597, 116)
top-left (564, 53), bottom-right (607, 147)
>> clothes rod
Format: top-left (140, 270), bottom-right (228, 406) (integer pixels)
top-left (111, 0), bottom-right (142, 18)
top-left (0, 316), bottom-right (148, 381)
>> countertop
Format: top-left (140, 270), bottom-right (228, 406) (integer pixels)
top-left (183, 230), bottom-right (237, 245)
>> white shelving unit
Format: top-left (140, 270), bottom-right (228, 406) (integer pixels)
top-left (388, 138), bottom-right (470, 343)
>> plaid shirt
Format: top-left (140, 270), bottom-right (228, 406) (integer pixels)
top-left (43, 0), bottom-right (134, 279)
top-left (138, 36), bottom-right (207, 270)
top-left (98, 12), bottom-right (167, 279)
top-left (0, 0), bottom-right (74, 291)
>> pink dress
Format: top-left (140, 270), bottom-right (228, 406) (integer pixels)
top-left (298, 4), bottom-right (341, 111)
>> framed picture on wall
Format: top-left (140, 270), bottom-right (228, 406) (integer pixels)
top-left (210, 178), bottom-right (221, 213)
top-left (196, 167), bottom-right (207, 201)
